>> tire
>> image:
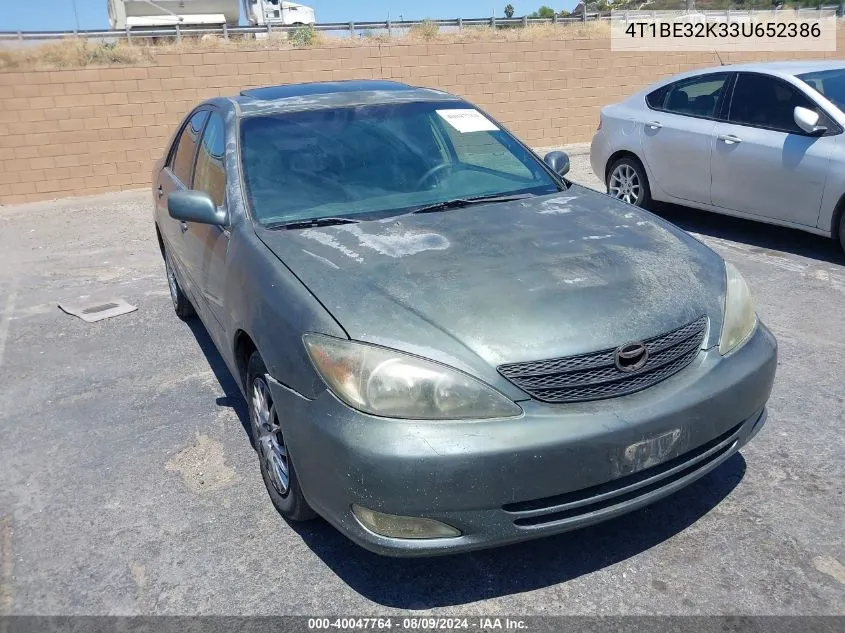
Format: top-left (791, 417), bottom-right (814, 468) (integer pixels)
top-left (246, 351), bottom-right (316, 522)
top-left (164, 248), bottom-right (196, 319)
top-left (838, 211), bottom-right (845, 253)
top-left (606, 156), bottom-right (652, 208)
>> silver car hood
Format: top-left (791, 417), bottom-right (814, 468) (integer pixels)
top-left (258, 186), bottom-right (726, 374)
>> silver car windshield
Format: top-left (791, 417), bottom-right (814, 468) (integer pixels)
top-left (797, 68), bottom-right (845, 113)
top-left (239, 101), bottom-right (561, 226)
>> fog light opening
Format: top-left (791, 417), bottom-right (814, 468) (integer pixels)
top-left (351, 504), bottom-right (461, 539)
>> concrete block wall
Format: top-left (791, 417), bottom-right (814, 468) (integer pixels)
top-left (0, 34), bottom-right (841, 204)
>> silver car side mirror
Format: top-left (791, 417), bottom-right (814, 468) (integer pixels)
top-left (543, 151), bottom-right (570, 177)
top-left (168, 190), bottom-right (227, 226)
top-left (794, 106), bottom-right (827, 136)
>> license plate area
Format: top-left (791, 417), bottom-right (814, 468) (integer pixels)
top-left (611, 428), bottom-right (684, 478)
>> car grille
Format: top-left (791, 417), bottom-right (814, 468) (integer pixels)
top-left (497, 316), bottom-right (707, 403)
top-left (502, 418), bottom-right (747, 527)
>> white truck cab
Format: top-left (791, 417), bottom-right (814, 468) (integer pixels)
top-left (244, 0), bottom-right (316, 26)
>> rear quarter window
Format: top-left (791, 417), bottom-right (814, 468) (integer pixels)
top-left (646, 86), bottom-right (668, 109)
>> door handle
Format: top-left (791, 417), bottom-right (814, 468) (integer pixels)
top-left (180, 221), bottom-right (188, 233)
top-left (157, 185), bottom-right (164, 199)
top-left (718, 134), bottom-right (742, 145)
top-left (646, 121), bottom-right (662, 130)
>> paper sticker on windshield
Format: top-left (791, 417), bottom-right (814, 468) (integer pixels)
top-left (436, 109), bottom-right (499, 133)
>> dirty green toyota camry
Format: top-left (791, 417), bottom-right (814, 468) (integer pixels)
top-left (152, 80), bottom-right (777, 556)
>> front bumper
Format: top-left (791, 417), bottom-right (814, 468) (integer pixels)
top-left (270, 323), bottom-right (777, 557)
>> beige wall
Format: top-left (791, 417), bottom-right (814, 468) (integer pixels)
top-left (1, 35), bottom-right (842, 205)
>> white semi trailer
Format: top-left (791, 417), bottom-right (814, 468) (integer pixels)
top-left (107, 0), bottom-right (240, 30)
top-left (107, 0), bottom-right (316, 30)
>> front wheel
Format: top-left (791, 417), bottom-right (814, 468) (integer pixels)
top-left (606, 156), bottom-right (652, 208)
top-left (164, 248), bottom-right (195, 319)
top-left (838, 211), bottom-right (845, 253)
top-left (246, 351), bottom-right (316, 522)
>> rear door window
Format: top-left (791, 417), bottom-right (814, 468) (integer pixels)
top-left (169, 110), bottom-right (209, 186)
top-left (653, 74), bottom-right (729, 119)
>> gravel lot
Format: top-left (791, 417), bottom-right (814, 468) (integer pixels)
top-left (0, 145), bottom-right (843, 616)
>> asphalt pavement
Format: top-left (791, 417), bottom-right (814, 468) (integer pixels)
top-left (0, 146), bottom-right (842, 615)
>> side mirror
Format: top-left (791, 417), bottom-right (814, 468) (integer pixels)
top-left (794, 106), bottom-right (827, 136)
top-left (544, 151), bottom-right (570, 177)
top-left (168, 190), bottom-right (226, 226)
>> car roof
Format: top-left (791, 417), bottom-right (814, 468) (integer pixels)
top-left (226, 80), bottom-right (462, 117)
top-left (718, 60), bottom-right (845, 77)
top-left (240, 80), bottom-right (413, 100)
top-left (642, 60), bottom-right (845, 92)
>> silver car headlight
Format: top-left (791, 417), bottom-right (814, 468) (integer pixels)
top-left (719, 262), bottom-right (757, 355)
top-left (303, 334), bottom-right (522, 420)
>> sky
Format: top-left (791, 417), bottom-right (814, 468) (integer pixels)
top-left (1, 1), bottom-right (581, 32)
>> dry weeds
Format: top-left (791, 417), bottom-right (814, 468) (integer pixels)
top-left (0, 39), bottom-right (152, 70)
top-left (0, 21), bottom-right (611, 71)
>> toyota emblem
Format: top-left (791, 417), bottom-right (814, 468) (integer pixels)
top-left (615, 341), bottom-right (649, 372)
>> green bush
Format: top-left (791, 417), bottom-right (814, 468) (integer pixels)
top-left (288, 25), bottom-right (317, 47)
top-left (529, 6), bottom-right (557, 18)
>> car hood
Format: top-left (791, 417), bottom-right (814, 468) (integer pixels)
top-left (257, 186), bottom-right (726, 377)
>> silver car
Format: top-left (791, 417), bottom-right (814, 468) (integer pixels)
top-left (590, 61), bottom-right (845, 251)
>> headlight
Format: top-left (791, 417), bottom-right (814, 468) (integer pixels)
top-left (303, 334), bottom-right (522, 420)
top-left (719, 262), bottom-right (757, 355)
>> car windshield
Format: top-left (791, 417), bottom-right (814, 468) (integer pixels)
top-left (239, 101), bottom-right (561, 226)
top-left (797, 68), bottom-right (845, 113)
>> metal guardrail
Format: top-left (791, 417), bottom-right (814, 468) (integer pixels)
top-left (613, 7), bottom-right (841, 23)
top-left (0, 8), bottom-right (841, 42)
top-left (0, 14), bottom-right (603, 42)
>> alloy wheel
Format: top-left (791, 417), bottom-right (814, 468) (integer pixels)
top-left (251, 376), bottom-right (290, 496)
top-left (609, 164), bottom-right (642, 205)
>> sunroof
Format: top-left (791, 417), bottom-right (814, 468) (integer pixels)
top-left (240, 81), bottom-right (413, 101)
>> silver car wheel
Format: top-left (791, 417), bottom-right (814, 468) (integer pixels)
top-left (251, 376), bottom-right (290, 496)
top-left (165, 253), bottom-right (179, 310)
top-left (609, 164), bottom-right (642, 205)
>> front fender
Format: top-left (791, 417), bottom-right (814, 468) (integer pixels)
top-left (818, 135), bottom-right (845, 236)
top-left (224, 226), bottom-right (347, 399)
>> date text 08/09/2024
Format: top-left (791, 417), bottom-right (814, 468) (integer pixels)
top-left (307, 618), bottom-right (528, 630)
top-left (624, 21), bottom-right (822, 39)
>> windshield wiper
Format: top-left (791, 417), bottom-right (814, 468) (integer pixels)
top-left (411, 193), bottom-right (535, 214)
top-left (265, 217), bottom-right (361, 230)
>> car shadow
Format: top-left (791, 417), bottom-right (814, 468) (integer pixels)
top-left (651, 202), bottom-right (844, 265)
top-left (288, 453), bottom-right (747, 609)
top-left (184, 317), bottom-right (252, 443)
